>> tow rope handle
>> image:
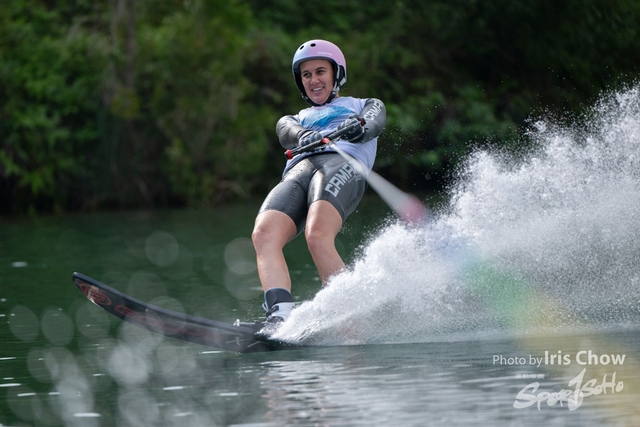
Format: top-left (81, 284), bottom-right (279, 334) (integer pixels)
top-left (284, 118), bottom-right (366, 160)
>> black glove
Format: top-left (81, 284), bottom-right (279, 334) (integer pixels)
top-left (298, 130), bottom-right (323, 147)
top-left (337, 115), bottom-right (365, 143)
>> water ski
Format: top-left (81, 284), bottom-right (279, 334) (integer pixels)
top-left (72, 272), bottom-right (297, 353)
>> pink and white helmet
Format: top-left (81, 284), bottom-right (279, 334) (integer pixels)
top-left (292, 39), bottom-right (347, 106)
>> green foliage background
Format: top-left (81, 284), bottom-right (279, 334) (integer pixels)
top-left (1, 0), bottom-right (639, 215)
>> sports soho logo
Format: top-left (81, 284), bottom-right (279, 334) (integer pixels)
top-left (513, 368), bottom-right (624, 410)
top-left (492, 350), bottom-right (627, 411)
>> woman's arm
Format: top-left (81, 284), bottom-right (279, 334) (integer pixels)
top-left (276, 115), bottom-right (311, 149)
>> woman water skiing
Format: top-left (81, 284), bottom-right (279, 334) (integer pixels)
top-left (252, 39), bottom-right (386, 324)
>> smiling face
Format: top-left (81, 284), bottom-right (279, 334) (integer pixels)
top-left (300, 59), bottom-right (336, 105)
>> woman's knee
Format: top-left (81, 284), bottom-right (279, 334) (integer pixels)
top-left (251, 224), bottom-right (268, 250)
top-left (304, 224), bottom-right (334, 256)
top-left (304, 226), bottom-right (321, 251)
top-left (252, 211), bottom-right (296, 251)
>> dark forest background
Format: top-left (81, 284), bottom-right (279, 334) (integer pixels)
top-left (2, 0), bottom-right (639, 215)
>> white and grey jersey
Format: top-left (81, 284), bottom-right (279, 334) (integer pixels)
top-left (276, 96), bottom-right (386, 175)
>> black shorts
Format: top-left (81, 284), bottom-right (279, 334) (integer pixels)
top-left (258, 153), bottom-right (367, 235)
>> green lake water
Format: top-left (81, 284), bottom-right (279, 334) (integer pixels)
top-left (2, 197), bottom-right (640, 426)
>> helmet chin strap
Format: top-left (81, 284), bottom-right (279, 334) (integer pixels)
top-left (304, 90), bottom-right (338, 107)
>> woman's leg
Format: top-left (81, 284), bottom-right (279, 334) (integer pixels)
top-left (305, 200), bottom-right (345, 285)
top-left (252, 210), bottom-right (297, 292)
